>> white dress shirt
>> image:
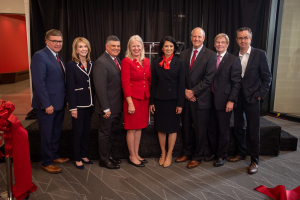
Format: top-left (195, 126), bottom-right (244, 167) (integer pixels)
top-left (239, 46), bottom-right (251, 78)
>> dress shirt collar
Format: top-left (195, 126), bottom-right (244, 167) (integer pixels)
top-left (217, 51), bottom-right (226, 58)
top-left (106, 50), bottom-right (117, 60)
top-left (239, 46), bottom-right (251, 57)
top-left (46, 46), bottom-right (58, 57)
top-left (192, 44), bottom-right (203, 54)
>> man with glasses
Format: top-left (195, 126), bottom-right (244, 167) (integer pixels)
top-left (31, 29), bottom-right (69, 174)
top-left (229, 27), bottom-right (272, 174)
top-left (205, 33), bottom-right (242, 167)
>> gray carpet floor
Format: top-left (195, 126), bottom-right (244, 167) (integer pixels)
top-left (0, 116), bottom-right (299, 200)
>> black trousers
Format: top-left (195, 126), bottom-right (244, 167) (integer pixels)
top-left (234, 91), bottom-right (260, 164)
top-left (207, 92), bottom-right (231, 159)
top-left (181, 101), bottom-right (210, 162)
top-left (98, 112), bottom-right (121, 162)
top-left (72, 107), bottom-right (93, 161)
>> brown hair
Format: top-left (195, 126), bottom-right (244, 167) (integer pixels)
top-left (71, 37), bottom-right (91, 62)
top-left (45, 29), bottom-right (63, 41)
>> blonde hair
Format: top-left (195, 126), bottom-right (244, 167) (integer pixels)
top-left (125, 35), bottom-right (145, 61)
top-left (71, 37), bottom-right (91, 62)
top-left (214, 33), bottom-right (230, 44)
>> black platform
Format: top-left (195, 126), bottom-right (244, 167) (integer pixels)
top-left (26, 112), bottom-right (298, 162)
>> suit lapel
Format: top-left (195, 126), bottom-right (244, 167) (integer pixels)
top-left (105, 52), bottom-right (120, 74)
top-left (244, 48), bottom-right (256, 77)
top-left (87, 61), bottom-right (92, 76)
top-left (45, 47), bottom-right (65, 79)
top-left (216, 52), bottom-right (229, 76)
top-left (76, 62), bottom-right (89, 76)
top-left (190, 47), bottom-right (206, 74)
top-left (184, 48), bottom-right (192, 73)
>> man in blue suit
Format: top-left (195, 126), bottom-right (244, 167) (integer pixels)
top-left (31, 29), bottom-right (69, 174)
top-left (229, 27), bottom-right (272, 174)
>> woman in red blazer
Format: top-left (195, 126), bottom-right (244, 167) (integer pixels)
top-left (121, 35), bottom-right (151, 167)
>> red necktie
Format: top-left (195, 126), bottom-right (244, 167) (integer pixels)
top-left (190, 50), bottom-right (198, 70)
top-left (56, 55), bottom-right (65, 78)
top-left (114, 58), bottom-right (121, 71)
top-left (212, 55), bottom-right (222, 93)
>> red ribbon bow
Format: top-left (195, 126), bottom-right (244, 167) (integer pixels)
top-left (159, 54), bottom-right (173, 70)
top-left (255, 185), bottom-right (300, 200)
top-left (0, 100), bottom-right (37, 200)
top-left (81, 65), bottom-right (84, 69)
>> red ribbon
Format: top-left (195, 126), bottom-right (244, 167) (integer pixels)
top-left (159, 54), bottom-right (173, 70)
top-left (0, 100), bottom-right (37, 200)
top-left (255, 185), bottom-right (300, 200)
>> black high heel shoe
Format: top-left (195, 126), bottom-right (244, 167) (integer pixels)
top-left (128, 157), bottom-right (145, 167)
top-left (139, 159), bottom-right (148, 164)
top-left (82, 158), bottom-right (93, 164)
top-left (75, 162), bottom-right (84, 170)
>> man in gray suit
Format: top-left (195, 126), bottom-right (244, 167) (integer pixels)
top-left (93, 36), bottom-right (123, 169)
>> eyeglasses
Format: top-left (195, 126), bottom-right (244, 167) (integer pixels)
top-left (47, 39), bottom-right (63, 44)
top-left (215, 41), bottom-right (227, 44)
top-left (237, 37), bottom-right (250, 41)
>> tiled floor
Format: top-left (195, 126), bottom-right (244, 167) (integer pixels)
top-left (0, 80), bottom-right (300, 200)
top-left (0, 79), bottom-right (32, 122)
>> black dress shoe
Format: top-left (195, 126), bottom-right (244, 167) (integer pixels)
top-left (139, 159), bottom-right (148, 164)
top-left (99, 160), bottom-right (120, 169)
top-left (203, 155), bottom-right (216, 162)
top-left (109, 157), bottom-right (122, 165)
top-left (128, 157), bottom-right (145, 167)
top-left (214, 158), bottom-right (225, 167)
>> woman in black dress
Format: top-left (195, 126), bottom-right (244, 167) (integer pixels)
top-left (149, 36), bottom-right (185, 167)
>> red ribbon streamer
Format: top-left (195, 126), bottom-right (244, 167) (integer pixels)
top-left (255, 185), bottom-right (300, 200)
top-left (0, 100), bottom-right (37, 200)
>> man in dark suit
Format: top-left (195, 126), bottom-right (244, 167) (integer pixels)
top-left (229, 27), bottom-right (272, 174)
top-left (31, 29), bottom-right (69, 174)
top-left (175, 27), bottom-right (216, 168)
top-left (205, 33), bottom-right (242, 167)
top-left (93, 36), bottom-right (123, 169)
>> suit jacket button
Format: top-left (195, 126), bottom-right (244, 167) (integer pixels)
top-left (144, 86), bottom-right (145, 87)
top-left (169, 89), bottom-right (171, 91)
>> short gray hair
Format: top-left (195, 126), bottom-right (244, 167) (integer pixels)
top-left (191, 27), bottom-right (205, 37)
top-left (236, 27), bottom-right (252, 38)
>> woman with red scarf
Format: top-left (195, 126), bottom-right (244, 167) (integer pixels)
top-left (149, 36), bottom-right (185, 167)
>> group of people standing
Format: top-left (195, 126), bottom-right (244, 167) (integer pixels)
top-left (30, 26), bottom-right (271, 175)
